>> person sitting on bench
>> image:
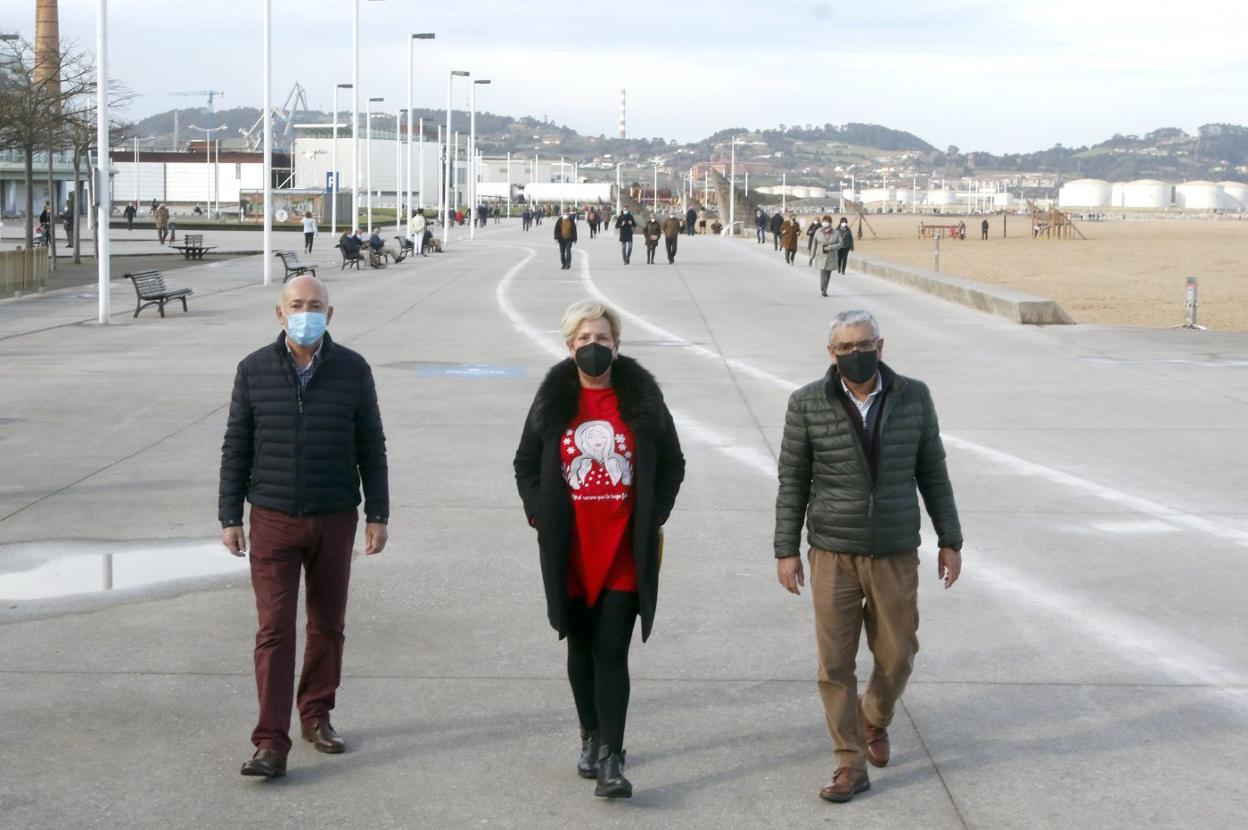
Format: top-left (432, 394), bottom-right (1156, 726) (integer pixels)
top-left (339, 229), bottom-right (365, 263)
top-left (368, 230), bottom-right (400, 265)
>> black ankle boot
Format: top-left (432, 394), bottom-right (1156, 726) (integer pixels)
top-left (577, 730), bottom-right (601, 779)
top-left (594, 746), bottom-right (632, 798)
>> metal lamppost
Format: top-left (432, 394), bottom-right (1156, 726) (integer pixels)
top-left (351, 0), bottom-right (387, 237)
top-left (395, 108), bottom-right (406, 236)
top-left (366, 96), bottom-right (383, 233)
top-left (407, 33), bottom-right (434, 229)
top-left (131, 136), bottom-right (154, 212)
top-left (95, 0), bottom-right (111, 321)
top-left (559, 155), bottom-right (566, 214)
top-left (615, 163), bottom-right (622, 214)
top-left (262, 0), bottom-right (272, 286)
top-left (729, 135), bottom-right (741, 235)
top-left (444, 70), bottom-right (468, 248)
top-left (652, 163), bottom-right (658, 212)
top-left (187, 124), bottom-right (226, 217)
top-left (331, 82), bottom-right (351, 235)
top-left (469, 78), bottom-right (490, 240)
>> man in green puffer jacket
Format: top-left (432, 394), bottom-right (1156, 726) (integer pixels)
top-left (773, 309), bottom-right (963, 804)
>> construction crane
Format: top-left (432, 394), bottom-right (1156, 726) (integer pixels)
top-left (172, 90), bottom-right (225, 113)
top-left (241, 82), bottom-right (309, 152)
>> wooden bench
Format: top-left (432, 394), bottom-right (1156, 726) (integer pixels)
top-left (125, 270), bottom-right (193, 318)
top-left (275, 249), bottom-right (318, 282)
top-left (335, 243), bottom-right (362, 270)
top-left (170, 233), bottom-right (217, 260)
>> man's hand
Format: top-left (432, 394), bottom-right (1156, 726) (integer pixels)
top-left (222, 526), bottom-right (247, 557)
top-left (364, 522), bottom-right (388, 555)
top-left (937, 547), bottom-right (962, 589)
top-left (777, 556), bottom-right (805, 595)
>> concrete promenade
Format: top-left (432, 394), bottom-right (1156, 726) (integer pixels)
top-left (2, 221), bottom-right (1247, 828)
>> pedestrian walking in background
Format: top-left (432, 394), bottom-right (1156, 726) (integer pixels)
top-left (812, 216), bottom-right (838, 296)
top-left (587, 208), bottom-right (598, 239)
top-left (698, 210), bottom-right (707, 235)
top-left (685, 207), bottom-right (697, 236)
top-left (219, 275), bottom-right (390, 779)
top-left (62, 207), bottom-right (74, 249)
top-left (662, 213), bottom-right (681, 264)
top-left (755, 208), bottom-right (767, 243)
top-left (124, 203), bottom-right (136, 231)
top-left (835, 217), bottom-right (854, 275)
top-left (302, 212), bottom-right (318, 254)
top-left (806, 215), bottom-right (820, 261)
top-left (154, 202), bottom-right (170, 245)
top-left (555, 211), bottom-right (578, 270)
top-left (513, 299), bottom-right (685, 800)
top-left (780, 215), bottom-right (800, 264)
top-left (770, 211), bottom-right (784, 251)
top-left (522, 207), bottom-right (533, 231)
top-left (981, 218), bottom-right (989, 240)
top-left (774, 309), bottom-right (962, 803)
top-left (642, 214), bottom-right (661, 265)
top-left (615, 208), bottom-right (637, 265)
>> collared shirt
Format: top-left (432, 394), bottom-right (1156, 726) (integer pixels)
top-left (840, 373), bottom-right (883, 420)
top-left (284, 337), bottom-right (324, 390)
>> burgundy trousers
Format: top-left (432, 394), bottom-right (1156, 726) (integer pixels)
top-left (247, 505), bottom-right (358, 754)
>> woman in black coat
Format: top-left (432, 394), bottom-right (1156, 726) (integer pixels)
top-left (514, 299), bottom-right (684, 799)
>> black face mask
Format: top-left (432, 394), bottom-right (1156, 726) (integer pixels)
top-left (837, 350), bottom-right (879, 384)
top-left (575, 342), bottom-right (615, 377)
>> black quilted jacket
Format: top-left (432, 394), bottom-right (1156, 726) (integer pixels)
top-left (218, 332), bottom-right (389, 527)
top-left (774, 362), bottom-right (962, 558)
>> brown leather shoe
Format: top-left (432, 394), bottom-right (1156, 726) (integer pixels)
top-left (859, 695), bottom-right (891, 768)
top-left (240, 748), bottom-right (287, 777)
top-left (301, 720), bottom-right (345, 754)
top-left (819, 767), bottom-right (870, 803)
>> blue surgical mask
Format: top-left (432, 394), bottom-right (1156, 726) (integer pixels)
top-left (285, 311), bottom-right (327, 347)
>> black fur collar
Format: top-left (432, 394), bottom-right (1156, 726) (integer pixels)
top-left (530, 355), bottom-right (665, 437)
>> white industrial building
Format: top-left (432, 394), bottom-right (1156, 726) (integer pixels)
top-left (1220, 181), bottom-right (1248, 210)
top-left (1175, 181), bottom-right (1222, 210)
top-left (1118, 180), bottom-right (1173, 209)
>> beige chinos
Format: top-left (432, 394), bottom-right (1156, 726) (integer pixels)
top-left (809, 547), bottom-right (920, 771)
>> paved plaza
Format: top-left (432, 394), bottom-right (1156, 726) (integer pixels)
top-left (2, 222), bottom-right (1246, 828)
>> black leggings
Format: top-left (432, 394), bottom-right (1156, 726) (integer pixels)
top-left (566, 591), bottom-right (639, 753)
top-left (837, 248), bottom-right (850, 274)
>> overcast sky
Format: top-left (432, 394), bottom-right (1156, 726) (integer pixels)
top-left (9, 0), bottom-right (1245, 153)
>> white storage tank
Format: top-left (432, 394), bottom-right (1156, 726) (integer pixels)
top-left (1217, 181), bottom-right (1248, 211)
top-left (927, 189), bottom-right (954, 206)
top-left (1111, 182), bottom-right (1125, 207)
top-left (860, 187), bottom-right (893, 204)
top-left (1121, 179), bottom-right (1172, 209)
top-left (1058, 178), bottom-right (1112, 207)
top-left (790, 186), bottom-right (811, 199)
top-left (1176, 181), bottom-right (1224, 210)
top-left (807, 187), bottom-right (828, 200)
top-left (895, 187), bottom-right (914, 205)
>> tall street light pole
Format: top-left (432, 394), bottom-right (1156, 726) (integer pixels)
top-left (729, 135), bottom-right (740, 236)
top-left (96, 0), bottom-right (110, 322)
top-left (395, 108), bottom-right (406, 236)
top-left (469, 78), bottom-right (489, 240)
top-left (331, 82), bottom-right (352, 235)
top-left (444, 70), bottom-right (468, 248)
top-left (262, 0), bottom-right (272, 286)
top-left (407, 33), bottom-right (434, 233)
top-left (366, 96), bottom-right (382, 233)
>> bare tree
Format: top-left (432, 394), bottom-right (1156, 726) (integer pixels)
top-left (0, 36), bottom-right (96, 251)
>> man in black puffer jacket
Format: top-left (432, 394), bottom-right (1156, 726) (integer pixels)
top-left (219, 275), bottom-right (389, 779)
top-left (773, 309), bottom-right (962, 804)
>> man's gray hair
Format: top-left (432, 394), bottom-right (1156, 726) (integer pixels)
top-left (829, 309), bottom-right (881, 343)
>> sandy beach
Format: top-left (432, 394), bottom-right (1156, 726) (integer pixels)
top-left (831, 213), bottom-right (1248, 331)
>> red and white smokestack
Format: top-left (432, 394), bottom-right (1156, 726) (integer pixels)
top-left (619, 88), bottom-right (626, 140)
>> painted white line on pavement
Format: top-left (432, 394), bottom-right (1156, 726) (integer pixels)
top-left (570, 246), bottom-right (1248, 708)
top-left (974, 557), bottom-right (1248, 707)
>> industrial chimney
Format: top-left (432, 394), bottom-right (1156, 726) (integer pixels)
top-left (34, 0), bottom-right (61, 98)
top-left (619, 89), bottom-right (626, 140)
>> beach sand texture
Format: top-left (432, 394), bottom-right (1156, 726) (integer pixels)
top-left (841, 214), bottom-right (1248, 330)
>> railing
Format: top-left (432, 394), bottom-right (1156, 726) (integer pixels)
top-left (0, 249), bottom-right (49, 298)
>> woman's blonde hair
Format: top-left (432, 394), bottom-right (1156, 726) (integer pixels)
top-left (560, 299), bottom-right (621, 346)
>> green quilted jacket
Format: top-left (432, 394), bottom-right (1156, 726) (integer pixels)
top-left (774, 363), bottom-right (963, 558)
